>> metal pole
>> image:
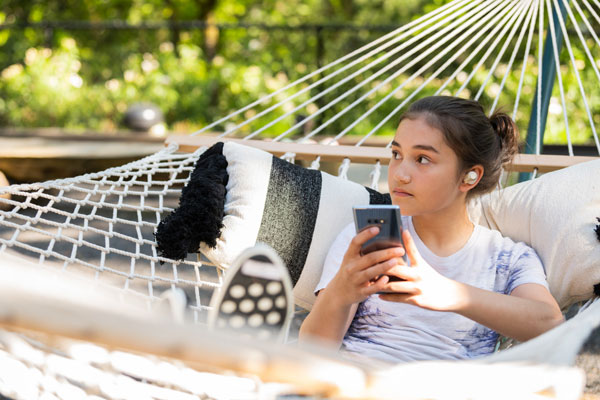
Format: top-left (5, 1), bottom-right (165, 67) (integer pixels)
top-left (519, 0), bottom-right (569, 182)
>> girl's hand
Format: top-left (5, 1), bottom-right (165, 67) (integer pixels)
top-left (379, 230), bottom-right (465, 312)
top-left (327, 227), bottom-right (407, 307)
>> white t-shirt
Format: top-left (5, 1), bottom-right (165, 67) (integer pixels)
top-left (315, 216), bottom-right (549, 364)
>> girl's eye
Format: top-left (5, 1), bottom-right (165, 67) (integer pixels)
top-left (417, 156), bottom-right (430, 164)
top-left (392, 150), bottom-right (401, 160)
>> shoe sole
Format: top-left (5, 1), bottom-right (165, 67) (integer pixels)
top-left (208, 244), bottom-right (294, 342)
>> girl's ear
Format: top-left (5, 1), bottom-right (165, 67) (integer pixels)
top-left (459, 165), bottom-right (484, 193)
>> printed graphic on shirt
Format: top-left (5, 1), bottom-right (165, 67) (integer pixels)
top-left (454, 324), bottom-right (499, 357)
top-left (345, 301), bottom-right (395, 348)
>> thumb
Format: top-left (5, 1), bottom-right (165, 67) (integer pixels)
top-left (402, 229), bottom-right (421, 266)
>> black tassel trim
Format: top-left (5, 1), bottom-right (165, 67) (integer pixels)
top-left (155, 142), bottom-right (228, 262)
top-left (366, 187), bottom-right (392, 205)
top-left (594, 283), bottom-right (600, 297)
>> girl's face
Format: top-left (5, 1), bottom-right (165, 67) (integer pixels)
top-left (388, 117), bottom-right (467, 217)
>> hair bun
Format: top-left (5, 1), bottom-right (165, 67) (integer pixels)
top-left (490, 113), bottom-right (512, 140)
top-left (489, 111), bottom-right (519, 164)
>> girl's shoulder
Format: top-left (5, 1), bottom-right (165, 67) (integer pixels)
top-left (475, 224), bottom-right (541, 264)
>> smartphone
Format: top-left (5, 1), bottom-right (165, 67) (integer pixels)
top-left (352, 205), bottom-right (408, 264)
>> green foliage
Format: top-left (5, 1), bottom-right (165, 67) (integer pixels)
top-left (0, 0), bottom-right (598, 146)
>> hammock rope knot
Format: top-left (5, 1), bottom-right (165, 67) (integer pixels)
top-left (338, 158), bottom-right (351, 180)
top-left (281, 152), bottom-right (297, 163)
top-left (309, 156), bottom-right (321, 170)
top-left (370, 161), bottom-right (382, 190)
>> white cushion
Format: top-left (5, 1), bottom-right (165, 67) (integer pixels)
top-left (468, 159), bottom-right (600, 309)
top-left (200, 142), bottom-right (389, 310)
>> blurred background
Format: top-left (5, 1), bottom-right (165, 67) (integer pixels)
top-left (1, 0), bottom-right (599, 185)
top-left (0, 1), bottom-right (447, 136)
top-left (0, 0), bottom-right (597, 141)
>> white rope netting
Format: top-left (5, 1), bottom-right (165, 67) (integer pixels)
top-left (0, 329), bottom-right (276, 400)
top-left (0, 144), bottom-right (220, 324)
top-left (0, 1), bottom-right (598, 396)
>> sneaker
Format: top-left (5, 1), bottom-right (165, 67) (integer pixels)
top-left (208, 244), bottom-right (294, 343)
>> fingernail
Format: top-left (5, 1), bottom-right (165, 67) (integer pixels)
top-left (370, 227), bottom-right (378, 233)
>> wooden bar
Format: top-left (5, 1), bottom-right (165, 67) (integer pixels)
top-left (165, 134), bottom-right (599, 173)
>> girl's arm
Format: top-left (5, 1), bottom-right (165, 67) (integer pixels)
top-left (298, 227), bottom-right (406, 346)
top-left (298, 289), bottom-right (359, 346)
top-left (380, 230), bottom-right (564, 342)
top-left (446, 281), bottom-right (563, 342)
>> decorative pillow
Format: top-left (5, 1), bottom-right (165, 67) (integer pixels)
top-left (156, 141), bottom-right (390, 310)
top-left (155, 142), bottom-right (229, 260)
top-left (468, 159), bottom-right (600, 310)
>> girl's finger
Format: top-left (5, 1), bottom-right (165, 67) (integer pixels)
top-left (379, 292), bottom-right (415, 303)
top-left (363, 274), bottom-right (390, 296)
top-left (359, 258), bottom-right (399, 282)
top-left (402, 229), bottom-right (421, 266)
top-left (362, 246), bottom-right (405, 268)
top-left (387, 264), bottom-right (418, 281)
top-left (348, 227), bottom-right (380, 256)
top-left (383, 280), bottom-right (417, 294)
top-left (348, 246), bottom-right (405, 275)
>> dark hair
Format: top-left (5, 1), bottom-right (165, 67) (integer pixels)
top-left (398, 96), bottom-right (519, 196)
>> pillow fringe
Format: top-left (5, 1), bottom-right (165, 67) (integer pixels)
top-left (594, 283), bottom-right (600, 297)
top-left (366, 187), bottom-right (392, 205)
top-left (155, 142), bottom-right (228, 262)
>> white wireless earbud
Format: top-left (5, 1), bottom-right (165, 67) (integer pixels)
top-left (463, 171), bottom-right (478, 185)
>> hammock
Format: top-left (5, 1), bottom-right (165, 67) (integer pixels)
top-left (0, 0), bottom-right (599, 398)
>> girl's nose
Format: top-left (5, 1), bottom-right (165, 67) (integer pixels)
top-left (394, 168), bottom-right (411, 184)
top-left (398, 174), bottom-right (410, 184)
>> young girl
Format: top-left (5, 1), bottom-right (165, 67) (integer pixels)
top-left (298, 96), bottom-right (564, 363)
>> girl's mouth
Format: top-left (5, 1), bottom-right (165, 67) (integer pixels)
top-left (393, 189), bottom-right (413, 197)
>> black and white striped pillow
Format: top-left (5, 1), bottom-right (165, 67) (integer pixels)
top-left (156, 141), bottom-right (390, 309)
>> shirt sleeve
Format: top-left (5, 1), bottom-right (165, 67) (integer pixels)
top-left (314, 223), bottom-right (355, 294)
top-left (506, 245), bottom-right (549, 295)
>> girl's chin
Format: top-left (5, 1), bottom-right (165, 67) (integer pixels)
top-left (391, 201), bottom-right (415, 216)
